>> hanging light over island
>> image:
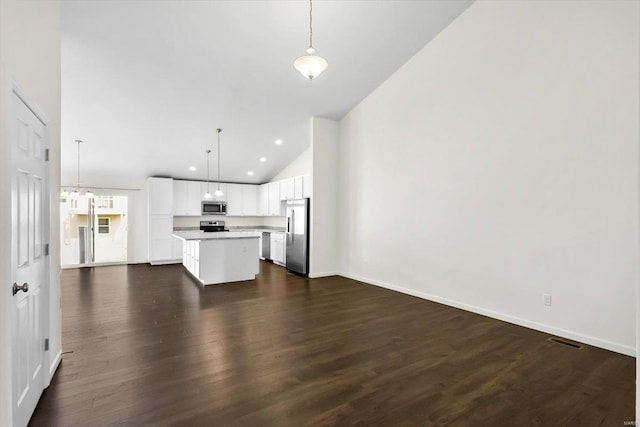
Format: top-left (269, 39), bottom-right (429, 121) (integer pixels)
top-left (294, 0), bottom-right (328, 80)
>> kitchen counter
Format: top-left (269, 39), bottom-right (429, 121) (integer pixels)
top-left (172, 231), bottom-right (259, 285)
top-left (172, 230), bottom-right (261, 241)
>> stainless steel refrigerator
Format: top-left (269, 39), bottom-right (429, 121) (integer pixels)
top-left (285, 198), bottom-right (309, 275)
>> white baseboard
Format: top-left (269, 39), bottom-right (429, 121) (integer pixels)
top-left (46, 349), bottom-right (62, 387)
top-left (339, 272), bottom-right (635, 357)
top-left (149, 259), bottom-right (182, 266)
top-left (309, 271), bottom-right (339, 278)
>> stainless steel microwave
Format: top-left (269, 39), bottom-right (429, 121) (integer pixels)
top-left (201, 201), bottom-right (227, 215)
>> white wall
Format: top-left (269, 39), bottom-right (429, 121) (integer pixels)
top-left (338, 0), bottom-right (639, 356)
top-left (0, 0), bottom-right (61, 425)
top-left (310, 117), bottom-right (340, 277)
top-left (271, 147), bottom-right (311, 181)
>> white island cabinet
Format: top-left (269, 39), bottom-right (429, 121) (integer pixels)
top-left (173, 231), bottom-right (260, 285)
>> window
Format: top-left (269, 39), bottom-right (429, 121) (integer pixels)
top-left (95, 196), bottom-right (114, 209)
top-left (98, 217), bottom-right (110, 234)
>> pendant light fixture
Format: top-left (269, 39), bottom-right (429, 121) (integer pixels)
top-left (294, 0), bottom-right (328, 80)
top-left (214, 129), bottom-right (224, 197)
top-left (203, 149), bottom-right (213, 199)
top-left (64, 139), bottom-right (93, 199)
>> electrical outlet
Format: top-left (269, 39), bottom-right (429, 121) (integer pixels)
top-left (543, 294), bottom-right (552, 306)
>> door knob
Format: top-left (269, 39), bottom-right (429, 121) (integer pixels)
top-left (12, 282), bottom-right (29, 296)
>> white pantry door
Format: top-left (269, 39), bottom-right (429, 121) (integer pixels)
top-left (10, 90), bottom-right (48, 427)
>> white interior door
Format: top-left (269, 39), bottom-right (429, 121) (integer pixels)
top-left (10, 90), bottom-right (48, 427)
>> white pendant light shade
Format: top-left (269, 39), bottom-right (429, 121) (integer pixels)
top-left (60, 189), bottom-right (69, 198)
top-left (294, 0), bottom-right (328, 80)
top-left (214, 188), bottom-right (223, 197)
top-left (203, 191), bottom-right (212, 199)
top-left (85, 189), bottom-right (94, 199)
top-left (294, 49), bottom-right (328, 80)
top-left (70, 189), bottom-right (79, 199)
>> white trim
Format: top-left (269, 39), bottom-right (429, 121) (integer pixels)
top-left (309, 271), bottom-right (339, 278)
top-left (61, 261), bottom-right (129, 269)
top-left (10, 80), bottom-right (49, 126)
top-left (149, 259), bottom-right (182, 266)
top-left (0, 61), bottom-right (14, 427)
top-left (339, 272), bottom-right (636, 357)
top-left (46, 350), bottom-right (62, 388)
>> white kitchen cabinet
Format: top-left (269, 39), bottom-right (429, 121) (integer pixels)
top-left (176, 233), bottom-right (259, 285)
top-left (186, 181), bottom-right (202, 215)
top-left (148, 177), bottom-right (173, 215)
top-left (172, 236), bottom-right (183, 261)
top-left (172, 180), bottom-right (188, 216)
top-left (270, 232), bottom-right (285, 266)
top-left (148, 177), bottom-right (179, 264)
top-left (279, 178), bottom-right (294, 201)
top-left (243, 184), bottom-right (258, 216)
top-left (303, 175), bottom-right (312, 198)
top-left (173, 180), bottom-right (204, 216)
top-left (257, 184), bottom-right (269, 216)
top-left (226, 183), bottom-right (243, 215)
top-left (294, 176), bottom-right (304, 199)
top-left (268, 182), bottom-right (281, 216)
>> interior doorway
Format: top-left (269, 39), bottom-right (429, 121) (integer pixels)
top-left (60, 194), bottom-right (128, 267)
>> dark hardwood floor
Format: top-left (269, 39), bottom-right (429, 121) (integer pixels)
top-left (30, 261), bottom-right (634, 426)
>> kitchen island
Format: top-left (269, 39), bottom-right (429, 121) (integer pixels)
top-left (172, 230), bottom-right (260, 285)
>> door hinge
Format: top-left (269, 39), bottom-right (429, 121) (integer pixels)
top-left (45, 148), bottom-right (50, 161)
top-left (44, 338), bottom-right (49, 352)
top-left (44, 243), bottom-right (49, 256)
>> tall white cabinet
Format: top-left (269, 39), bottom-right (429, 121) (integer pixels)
top-left (148, 177), bottom-right (178, 264)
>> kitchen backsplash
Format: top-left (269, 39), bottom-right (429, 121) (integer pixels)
top-left (173, 215), bottom-right (286, 229)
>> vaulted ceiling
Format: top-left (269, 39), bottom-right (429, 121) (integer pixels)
top-left (61, 0), bottom-right (473, 183)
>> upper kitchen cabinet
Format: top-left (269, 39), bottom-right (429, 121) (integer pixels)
top-left (225, 183), bottom-right (259, 216)
top-left (303, 175), bottom-right (312, 198)
top-left (294, 176), bottom-right (304, 199)
top-left (279, 178), bottom-right (294, 201)
top-left (187, 181), bottom-right (202, 215)
top-left (268, 182), bottom-right (281, 215)
top-left (226, 183), bottom-right (243, 216)
top-left (243, 184), bottom-right (258, 216)
top-left (148, 177), bottom-right (173, 215)
top-left (257, 184), bottom-right (269, 216)
top-left (278, 175), bottom-right (309, 201)
top-left (172, 180), bottom-right (188, 216)
top-left (173, 180), bottom-right (203, 216)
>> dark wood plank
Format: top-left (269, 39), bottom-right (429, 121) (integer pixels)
top-left (29, 262), bottom-right (634, 426)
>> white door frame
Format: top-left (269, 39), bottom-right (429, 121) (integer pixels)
top-left (0, 74), bottom-right (53, 426)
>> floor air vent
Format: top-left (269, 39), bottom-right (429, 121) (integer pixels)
top-left (547, 337), bottom-right (583, 349)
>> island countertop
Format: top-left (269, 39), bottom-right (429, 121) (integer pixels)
top-left (172, 230), bottom-right (261, 241)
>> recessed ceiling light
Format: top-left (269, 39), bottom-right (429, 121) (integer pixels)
top-left (275, 139), bottom-right (283, 145)
top-left (189, 166), bottom-right (197, 171)
top-left (259, 157), bottom-right (267, 162)
top-left (247, 171), bottom-right (254, 176)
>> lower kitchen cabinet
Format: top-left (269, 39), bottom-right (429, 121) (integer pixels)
top-left (270, 232), bottom-right (285, 266)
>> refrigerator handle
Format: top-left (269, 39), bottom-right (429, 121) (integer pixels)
top-left (291, 210), bottom-right (295, 242)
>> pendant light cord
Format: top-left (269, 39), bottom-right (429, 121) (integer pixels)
top-left (75, 139), bottom-right (82, 191)
top-left (309, 0), bottom-right (313, 49)
top-left (206, 149), bottom-right (211, 193)
top-left (217, 129), bottom-right (222, 191)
